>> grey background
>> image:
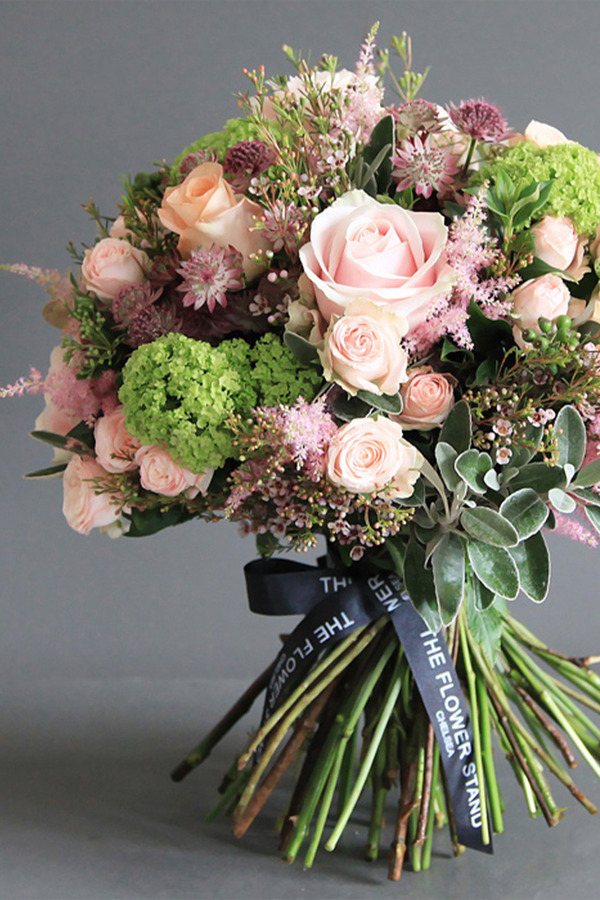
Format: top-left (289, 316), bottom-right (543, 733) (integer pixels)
top-left (2, 2), bottom-right (600, 898)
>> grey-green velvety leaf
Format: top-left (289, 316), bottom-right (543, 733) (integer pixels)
top-left (461, 508), bottom-right (519, 547)
top-left (508, 533), bottom-right (550, 602)
top-left (431, 533), bottom-right (465, 626)
top-left (484, 469), bottom-right (501, 491)
top-left (548, 488), bottom-right (577, 514)
top-left (283, 330), bottom-right (320, 365)
top-left (439, 399), bottom-right (471, 454)
top-left (356, 389), bottom-right (402, 414)
top-left (499, 488), bottom-right (549, 540)
top-left (571, 487), bottom-right (600, 508)
top-left (454, 449), bottom-right (492, 495)
top-left (435, 441), bottom-right (461, 492)
top-left (554, 405), bottom-right (586, 469)
top-left (466, 540), bottom-right (520, 600)
top-left (585, 505), bottom-right (600, 534)
top-left (509, 463), bottom-right (566, 494)
top-left (385, 538), bottom-right (405, 581)
top-left (471, 576), bottom-right (496, 611)
top-left (573, 457), bottom-right (600, 488)
top-left (403, 540), bottom-right (442, 633)
top-left (23, 463), bottom-right (68, 479)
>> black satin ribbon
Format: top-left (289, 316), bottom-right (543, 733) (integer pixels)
top-left (244, 557), bottom-right (492, 854)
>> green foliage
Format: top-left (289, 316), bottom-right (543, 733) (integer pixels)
top-left (461, 508), bottom-right (519, 548)
top-left (172, 118), bottom-right (263, 171)
top-left (431, 533), bottom-right (465, 626)
top-left (438, 400), bottom-right (472, 453)
top-left (403, 539), bottom-right (442, 633)
top-left (508, 533), bottom-right (550, 602)
top-left (125, 505), bottom-right (195, 537)
top-left (465, 591), bottom-right (507, 662)
top-left (354, 115), bottom-right (395, 195)
top-left (466, 540), bottom-right (520, 600)
top-left (553, 405), bottom-right (586, 469)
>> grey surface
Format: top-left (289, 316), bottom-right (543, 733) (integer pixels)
top-left (1, 1), bottom-right (600, 898)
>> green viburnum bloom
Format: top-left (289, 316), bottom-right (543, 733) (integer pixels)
top-left (474, 141), bottom-right (600, 235)
top-left (119, 332), bottom-right (321, 474)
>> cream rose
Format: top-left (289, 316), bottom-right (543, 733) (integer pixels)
top-left (511, 274), bottom-right (571, 348)
top-left (157, 162), bottom-right (268, 279)
top-left (524, 120), bottom-right (571, 148)
top-left (62, 455), bottom-right (120, 535)
top-left (320, 299), bottom-right (409, 396)
top-left (136, 445), bottom-right (213, 498)
top-left (396, 366), bottom-right (457, 431)
top-left (299, 190), bottom-right (455, 332)
top-left (81, 238), bottom-right (151, 301)
top-left (532, 215), bottom-right (588, 280)
top-left (326, 416), bottom-right (422, 497)
top-left (94, 407), bottom-right (140, 474)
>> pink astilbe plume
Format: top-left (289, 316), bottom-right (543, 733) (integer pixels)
top-left (0, 368), bottom-right (44, 398)
top-left (406, 190), bottom-right (518, 356)
top-left (0, 264), bottom-right (73, 305)
top-left (553, 511), bottom-right (599, 548)
top-left (44, 352), bottom-right (118, 425)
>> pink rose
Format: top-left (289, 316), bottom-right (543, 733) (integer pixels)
top-left (511, 274), bottom-right (571, 348)
top-left (94, 406), bottom-right (140, 474)
top-left (81, 237), bottom-right (151, 301)
top-left (299, 190), bottom-right (455, 332)
top-left (532, 216), bottom-right (588, 280)
top-left (396, 366), bottom-right (457, 431)
top-left (136, 445), bottom-right (213, 498)
top-left (524, 120), bottom-right (571, 148)
top-left (62, 455), bottom-right (120, 535)
top-left (326, 416), bottom-right (422, 497)
top-left (157, 162), bottom-right (268, 279)
top-left (320, 299), bottom-right (409, 396)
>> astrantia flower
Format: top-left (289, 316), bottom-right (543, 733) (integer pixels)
top-left (112, 283), bottom-right (163, 327)
top-left (223, 140), bottom-right (276, 192)
top-left (127, 303), bottom-right (181, 348)
top-left (391, 134), bottom-right (459, 198)
top-left (390, 99), bottom-right (444, 136)
top-left (177, 245), bottom-right (244, 313)
top-left (448, 98), bottom-right (508, 143)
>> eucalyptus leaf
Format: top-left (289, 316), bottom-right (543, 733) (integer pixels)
top-left (283, 330), bottom-right (320, 365)
top-left (454, 449), bottom-right (493, 495)
top-left (435, 441), bottom-right (461, 492)
top-left (509, 463), bottom-right (566, 494)
top-left (439, 399), bottom-right (471, 454)
top-left (548, 488), bottom-right (577, 514)
top-left (356, 389), bottom-right (402, 414)
top-left (431, 532), bottom-right (465, 626)
top-left (554, 405), bottom-right (586, 470)
top-left (508, 533), bottom-right (550, 602)
top-left (461, 507), bottom-right (519, 547)
top-left (499, 488), bottom-right (549, 540)
top-left (466, 540), bottom-right (520, 600)
top-left (573, 457), bottom-right (600, 489)
top-left (403, 539), bottom-right (442, 633)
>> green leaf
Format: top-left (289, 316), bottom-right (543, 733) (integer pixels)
top-left (554, 405), bottom-right (586, 469)
top-left (509, 423), bottom-right (544, 469)
top-left (499, 488), bottom-right (549, 540)
top-left (394, 476), bottom-right (425, 507)
top-left (439, 399), bottom-right (471, 454)
top-left (23, 463), bottom-right (68, 479)
top-left (30, 429), bottom-right (94, 457)
top-left (508, 533), bottom-right (550, 602)
top-left (403, 539), bottom-right (442, 633)
top-left (571, 486), bottom-right (600, 508)
top-left (474, 357), bottom-right (498, 385)
top-left (283, 330), bottom-right (320, 365)
top-left (466, 301), bottom-right (514, 355)
top-left (330, 392), bottom-right (372, 422)
top-left (454, 449), bottom-right (493, 495)
top-left (466, 593), bottom-right (507, 663)
top-left (360, 114), bottom-right (394, 193)
top-left (509, 462), bottom-right (566, 494)
top-left (461, 507), bottom-right (519, 547)
top-left (573, 457), bottom-right (600, 488)
top-left (385, 537), bottom-right (406, 581)
top-left (356, 389), bottom-right (402, 414)
top-left (471, 576), bottom-right (496, 611)
top-left (466, 540), bottom-right (520, 600)
top-left (435, 441), bottom-right (461, 492)
top-left (431, 533), bottom-right (465, 626)
top-left (124, 506), bottom-right (194, 538)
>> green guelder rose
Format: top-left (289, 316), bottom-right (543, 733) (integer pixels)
top-left (118, 332), bottom-right (321, 474)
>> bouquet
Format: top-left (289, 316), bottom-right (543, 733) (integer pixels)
top-left (5, 25), bottom-right (600, 881)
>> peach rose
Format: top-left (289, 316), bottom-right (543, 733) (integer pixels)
top-left (136, 445), bottom-right (213, 498)
top-left (320, 299), bottom-right (409, 396)
top-left (524, 120), bottom-right (571, 148)
top-left (511, 274), bottom-right (571, 348)
top-left (532, 216), bottom-right (588, 280)
top-left (299, 190), bottom-right (455, 332)
top-left (396, 366), bottom-right (457, 431)
top-left (81, 237), bottom-right (151, 301)
top-left (157, 162), bottom-right (268, 279)
top-left (326, 416), bottom-right (422, 497)
top-left (62, 455), bottom-right (121, 535)
top-left (94, 407), bottom-right (140, 474)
